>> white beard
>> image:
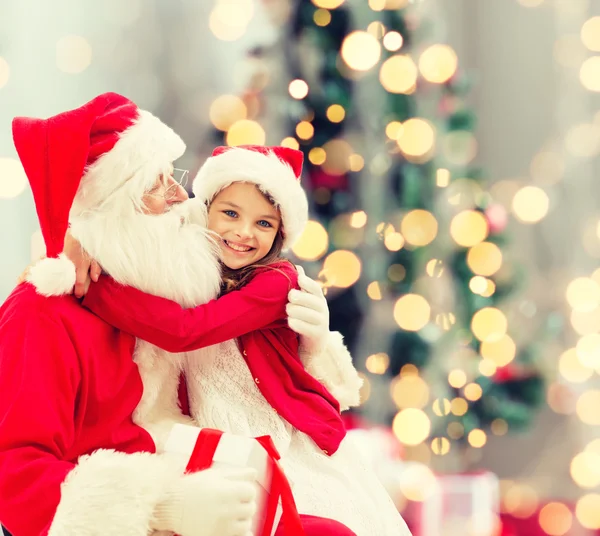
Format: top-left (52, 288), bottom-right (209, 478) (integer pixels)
top-left (70, 200), bottom-right (222, 451)
top-left (70, 200), bottom-right (222, 307)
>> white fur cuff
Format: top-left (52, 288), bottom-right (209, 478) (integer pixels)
top-left (303, 331), bottom-right (363, 412)
top-left (48, 449), bottom-right (185, 536)
top-left (26, 254), bottom-right (76, 297)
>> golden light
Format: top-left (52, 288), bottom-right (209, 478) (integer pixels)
top-left (576, 334), bottom-right (600, 368)
top-left (530, 151), bottom-right (564, 185)
top-left (281, 137), bottom-right (300, 150)
top-left (379, 55), bottom-right (418, 94)
top-left (391, 375), bottom-right (430, 409)
top-left (447, 421), bottom-right (465, 439)
top-left (366, 21), bottom-right (386, 39)
top-left (322, 250), bottom-right (362, 288)
top-left (471, 307), bottom-right (508, 343)
top-left (392, 408), bottom-right (431, 445)
top-left (388, 264), bottom-right (406, 282)
top-left (582, 17), bottom-right (600, 52)
top-left (292, 220), bottom-right (329, 261)
top-left (400, 364), bottom-right (419, 377)
top-left (570, 307), bottom-right (600, 335)
top-left (470, 276), bottom-right (488, 295)
top-left (580, 57), bottom-right (600, 92)
top-left (349, 154), bottom-right (364, 172)
top-left (418, 44), bottom-right (458, 84)
top-left (311, 0), bottom-right (345, 8)
top-left (0, 158), bottom-right (28, 199)
top-left (432, 398), bottom-right (451, 416)
top-left (367, 281), bottom-right (382, 300)
top-left (436, 168), bottom-right (450, 187)
top-left (467, 242), bottom-right (503, 276)
top-left (396, 118), bottom-right (435, 158)
top-left (567, 277), bottom-right (600, 312)
top-left (559, 348), bottom-right (593, 383)
top-left (365, 352), bottom-right (389, 374)
top-left (386, 121), bottom-right (403, 139)
top-left (209, 95), bottom-right (247, 131)
top-left (313, 8), bottom-right (332, 26)
top-left (340, 31), bottom-right (382, 71)
top-left (451, 398), bottom-right (468, 416)
top-left (431, 437), bottom-right (451, 456)
top-left (308, 147), bottom-right (327, 166)
top-left (576, 494), bottom-right (600, 529)
top-left (226, 119), bottom-right (266, 146)
top-left (491, 419), bottom-right (509, 436)
top-left (570, 451), bottom-right (600, 488)
top-left (296, 121), bottom-right (314, 140)
top-left (326, 104), bottom-right (346, 123)
top-left (400, 209), bottom-right (438, 246)
top-left (322, 139), bottom-right (354, 176)
top-left (464, 383), bottom-right (483, 401)
top-left (450, 210), bottom-right (489, 247)
top-left (481, 335), bottom-right (516, 367)
top-left (538, 502), bottom-right (572, 536)
top-left (426, 259), bottom-right (444, 278)
top-left (358, 372), bottom-right (371, 404)
top-left (448, 369), bottom-right (467, 389)
top-left (468, 429), bottom-right (487, 448)
top-left (586, 439), bottom-right (600, 454)
top-left (512, 186), bottom-right (549, 223)
top-left (435, 312), bottom-right (456, 331)
top-left (503, 484), bottom-right (539, 518)
top-left (479, 358), bottom-right (498, 377)
top-left (350, 210), bottom-right (367, 228)
top-left (289, 79), bottom-right (309, 99)
top-left (577, 390), bottom-right (600, 425)
top-left (209, 1), bottom-right (252, 41)
top-left (393, 294), bottom-right (431, 331)
top-left (384, 232), bottom-right (405, 251)
top-left (481, 280), bottom-right (496, 298)
top-left (368, 0), bottom-right (386, 11)
top-left (0, 57), bottom-right (9, 88)
top-left (56, 35), bottom-right (93, 74)
top-left (383, 31), bottom-right (403, 52)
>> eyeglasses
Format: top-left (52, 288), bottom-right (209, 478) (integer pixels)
top-left (147, 168), bottom-right (190, 202)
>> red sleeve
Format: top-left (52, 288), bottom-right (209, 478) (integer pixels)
top-left (82, 263), bottom-right (298, 353)
top-left (0, 312), bottom-right (79, 536)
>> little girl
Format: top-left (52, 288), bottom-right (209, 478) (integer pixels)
top-left (82, 145), bottom-right (411, 536)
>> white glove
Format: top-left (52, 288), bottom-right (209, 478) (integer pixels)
top-left (287, 265), bottom-right (330, 357)
top-left (153, 467), bottom-right (257, 536)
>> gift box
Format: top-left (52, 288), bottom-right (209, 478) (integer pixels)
top-left (409, 471), bottom-right (500, 536)
top-left (164, 424), bottom-right (303, 536)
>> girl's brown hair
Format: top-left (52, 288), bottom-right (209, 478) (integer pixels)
top-left (214, 187), bottom-right (292, 294)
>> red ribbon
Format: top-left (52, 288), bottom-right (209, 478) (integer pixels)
top-left (186, 428), bottom-right (305, 536)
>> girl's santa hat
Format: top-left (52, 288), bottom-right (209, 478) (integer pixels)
top-left (192, 145), bottom-right (308, 251)
top-left (14, 92), bottom-right (184, 295)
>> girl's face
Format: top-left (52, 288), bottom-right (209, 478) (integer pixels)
top-left (207, 182), bottom-right (281, 270)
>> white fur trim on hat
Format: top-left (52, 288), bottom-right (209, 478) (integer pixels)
top-left (192, 147), bottom-right (308, 251)
top-left (26, 254), bottom-right (76, 296)
top-left (71, 110), bottom-right (186, 216)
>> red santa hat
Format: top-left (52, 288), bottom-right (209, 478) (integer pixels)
top-left (14, 92), bottom-right (184, 296)
top-left (192, 145), bottom-right (308, 250)
top-left (13, 91), bottom-right (185, 259)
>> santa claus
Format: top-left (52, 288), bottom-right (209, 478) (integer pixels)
top-left (0, 93), bottom-right (357, 536)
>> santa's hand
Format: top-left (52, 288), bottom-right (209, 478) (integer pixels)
top-left (63, 230), bottom-right (102, 298)
top-left (287, 265), bottom-right (330, 356)
top-left (153, 467), bottom-right (257, 536)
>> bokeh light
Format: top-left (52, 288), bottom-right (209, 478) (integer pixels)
top-left (396, 118), bottom-right (435, 158)
top-left (504, 483), bottom-right (539, 518)
top-left (226, 119), bottom-right (266, 146)
top-left (292, 220), bottom-right (329, 261)
top-left (450, 210), bottom-right (489, 247)
top-left (471, 307), bottom-right (508, 343)
top-left (481, 335), bottom-right (516, 367)
top-left (567, 278), bottom-right (600, 312)
top-left (379, 55), bottom-right (417, 94)
top-left (365, 352), bottom-right (389, 374)
top-left (570, 451), bottom-right (600, 488)
top-left (580, 57), bottom-right (600, 92)
top-left (390, 374), bottom-right (430, 409)
top-left (311, 0), bottom-right (345, 7)
top-left (538, 502), bottom-right (572, 536)
top-left (467, 429), bottom-right (487, 448)
top-left (383, 31), bottom-right (403, 51)
top-left (0, 57), bottom-right (10, 88)
top-left (392, 408), bottom-right (431, 446)
top-left (289, 79), bottom-right (309, 99)
top-left (511, 186), bottom-right (549, 223)
top-left (341, 31), bottom-right (382, 71)
top-left (209, 0), bottom-right (253, 41)
top-left (400, 210), bottom-right (438, 246)
top-left (326, 104), bottom-right (346, 123)
top-left (0, 158), bottom-right (28, 199)
top-left (581, 17), bottom-right (600, 52)
top-left (209, 95), bottom-right (247, 131)
top-left (394, 294), bottom-right (431, 331)
top-left (448, 369), bottom-right (467, 388)
top-left (576, 494), bottom-right (600, 529)
top-left (56, 35), bottom-right (92, 73)
top-left (467, 242), bottom-right (503, 276)
top-left (322, 139), bottom-right (354, 175)
top-left (322, 250), bottom-right (362, 288)
top-left (576, 334), bottom-right (600, 368)
top-left (559, 348), bottom-right (593, 383)
top-left (418, 44), bottom-right (458, 83)
top-left (576, 390), bottom-right (600, 425)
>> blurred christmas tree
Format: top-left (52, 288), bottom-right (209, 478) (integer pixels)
top-left (281, 0), bottom-right (546, 452)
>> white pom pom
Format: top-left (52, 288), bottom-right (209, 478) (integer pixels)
top-left (26, 254), bottom-right (76, 297)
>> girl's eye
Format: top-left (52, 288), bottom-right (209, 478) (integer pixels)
top-left (257, 220), bottom-right (272, 228)
top-left (223, 210), bottom-right (237, 218)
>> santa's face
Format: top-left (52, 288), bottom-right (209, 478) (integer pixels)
top-left (142, 173), bottom-right (189, 215)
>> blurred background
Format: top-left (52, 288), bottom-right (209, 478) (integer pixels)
top-left (2, 0), bottom-right (600, 534)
